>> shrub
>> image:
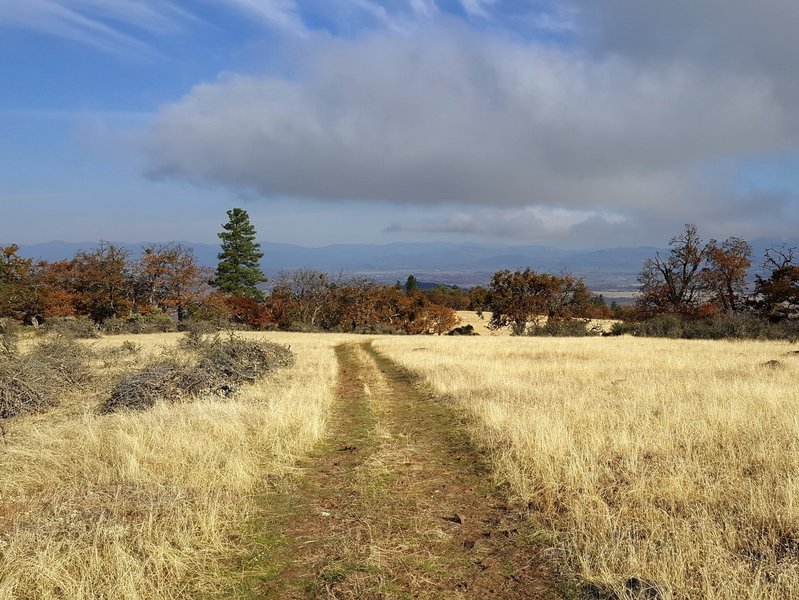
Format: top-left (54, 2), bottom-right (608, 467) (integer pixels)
top-left (0, 318), bottom-right (20, 355)
top-left (104, 361), bottom-right (186, 412)
top-left (0, 335), bottom-right (92, 419)
top-left (527, 319), bottom-right (601, 337)
top-left (448, 324), bottom-right (478, 336)
top-left (286, 321), bottom-right (322, 333)
top-left (194, 334), bottom-right (295, 387)
top-left (27, 335), bottom-right (93, 388)
top-left (609, 313), bottom-right (799, 341)
top-left (43, 316), bottom-right (99, 339)
top-left (101, 312), bottom-right (177, 335)
top-left (103, 335), bottom-right (295, 413)
top-left (177, 319), bottom-right (222, 335)
top-left (94, 340), bottom-right (142, 367)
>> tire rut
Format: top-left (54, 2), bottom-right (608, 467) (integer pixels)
top-left (235, 341), bottom-right (563, 599)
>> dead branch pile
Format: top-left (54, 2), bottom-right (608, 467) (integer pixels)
top-left (104, 362), bottom-right (185, 412)
top-left (0, 319), bottom-right (19, 355)
top-left (0, 335), bottom-right (93, 419)
top-left (194, 335), bottom-right (295, 386)
top-left (43, 316), bottom-right (100, 339)
top-left (103, 335), bottom-right (295, 413)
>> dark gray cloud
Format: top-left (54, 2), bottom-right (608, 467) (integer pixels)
top-left (573, 1), bottom-right (799, 71)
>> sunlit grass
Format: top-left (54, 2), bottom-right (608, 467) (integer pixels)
top-left (0, 331), bottom-right (355, 600)
top-left (374, 335), bottom-right (799, 599)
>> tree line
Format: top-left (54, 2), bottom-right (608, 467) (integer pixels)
top-left (0, 209), bottom-right (466, 334)
top-left (634, 224), bottom-right (797, 322)
top-left (1, 212), bottom-right (795, 337)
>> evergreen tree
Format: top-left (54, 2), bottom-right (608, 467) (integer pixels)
top-left (211, 208), bottom-right (266, 300)
top-left (405, 274), bottom-right (418, 293)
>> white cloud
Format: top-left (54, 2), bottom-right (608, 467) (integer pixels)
top-left (387, 206), bottom-right (630, 239)
top-left (409, 0), bottom-right (438, 18)
top-left (215, 0), bottom-right (306, 36)
top-left (0, 0), bottom-right (308, 52)
top-left (0, 0), bottom-right (177, 54)
top-left (458, 0), bottom-right (498, 18)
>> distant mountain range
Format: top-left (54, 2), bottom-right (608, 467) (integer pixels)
top-left (8, 238), bottom-right (798, 292)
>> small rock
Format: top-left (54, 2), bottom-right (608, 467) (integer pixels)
top-left (443, 513), bottom-right (464, 524)
top-left (338, 445), bottom-right (358, 452)
top-left (624, 577), bottom-right (665, 600)
top-left (580, 582), bottom-right (613, 600)
top-left (463, 539), bottom-right (476, 550)
top-left (761, 360), bottom-right (783, 369)
top-left (320, 511), bottom-right (331, 517)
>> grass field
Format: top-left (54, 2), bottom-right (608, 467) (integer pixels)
top-left (0, 332), bottom-right (354, 600)
top-left (2, 329), bottom-right (798, 598)
top-left (374, 335), bottom-right (799, 598)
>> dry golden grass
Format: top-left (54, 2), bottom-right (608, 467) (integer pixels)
top-left (373, 335), bottom-right (799, 599)
top-left (455, 310), bottom-right (619, 336)
top-left (454, 310), bottom-right (504, 335)
top-left (0, 331), bottom-right (357, 600)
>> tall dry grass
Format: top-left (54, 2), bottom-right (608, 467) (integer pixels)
top-left (0, 331), bottom-right (352, 600)
top-left (374, 335), bottom-right (799, 599)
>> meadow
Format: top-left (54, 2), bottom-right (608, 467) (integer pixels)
top-left (0, 332), bottom-right (353, 599)
top-left (1, 327), bottom-right (798, 598)
top-left (374, 335), bottom-right (799, 598)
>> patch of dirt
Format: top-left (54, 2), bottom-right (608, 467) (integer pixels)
top-left (231, 341), bottom-right (563, 599)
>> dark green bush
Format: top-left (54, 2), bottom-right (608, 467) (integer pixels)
top-left (448, 324), bottom-right (477, 336)
top-left (610, 314), bottom-right (799, 341)
top-left (527, 319), bottom-right (601, 337)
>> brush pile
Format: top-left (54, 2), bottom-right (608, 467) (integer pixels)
top-left (104, 334), bottom-right (294, 413)
top-left (0, 318), bottom-right (19, 355)
top-left (0, 335), bottom-right (92, 419)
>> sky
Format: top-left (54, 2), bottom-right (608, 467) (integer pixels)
top-left (1, 0), bottom-right (799, 248)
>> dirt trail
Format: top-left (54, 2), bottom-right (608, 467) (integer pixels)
top-left (232, 341), bottom-right (562, 599)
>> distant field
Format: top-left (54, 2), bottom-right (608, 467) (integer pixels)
top-left (595, 290), bottom-right (638, 305)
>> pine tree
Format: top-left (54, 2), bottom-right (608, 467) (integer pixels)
top-left (211, 208), bottom-right (267, 300)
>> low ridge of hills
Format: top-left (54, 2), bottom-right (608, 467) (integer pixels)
top-left (10, 239), bottom-right (797, 292)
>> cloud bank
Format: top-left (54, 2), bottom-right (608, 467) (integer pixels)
top-left (143, 19), bottom-right (798, 237)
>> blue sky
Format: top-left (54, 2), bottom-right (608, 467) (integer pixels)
top-left (1, 0), bottom-right (798, 247)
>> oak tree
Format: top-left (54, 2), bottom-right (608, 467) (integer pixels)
top-left (484, 268), bottom-right (590, 333)
top-left (754, 245), bottom-right (799, 322)
top-left (637, 224), bottom-right (708, 316)
top-left (703, 237), bottom-right (752, 313)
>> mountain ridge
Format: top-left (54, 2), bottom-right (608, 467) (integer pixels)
top-left (7, 238), bottom-right (796, 291)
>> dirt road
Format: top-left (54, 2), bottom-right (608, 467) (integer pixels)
top-left (230, 341), bottom-right (562, 599)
